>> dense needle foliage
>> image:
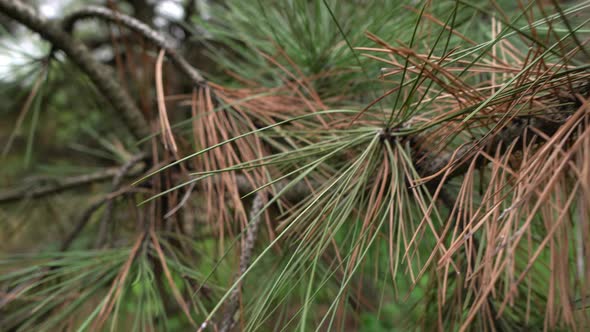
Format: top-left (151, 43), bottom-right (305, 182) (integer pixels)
top-left (1, 0), bottom-right (590, 331)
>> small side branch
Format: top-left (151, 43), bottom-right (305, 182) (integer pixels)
top-left (61, 153), bottom-right (147, 250)
top-left (0, 158), bottom-right (146, 204)
top-left (219, 192), bottom-right (266, 332)
top-left (95, 153), bottom-right (149, 247)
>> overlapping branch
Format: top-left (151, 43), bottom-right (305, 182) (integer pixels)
top-left (62, 5), bottom-right (206, 87)
top-left (414, 84), bottom-right (589, 187)
top-left (0, 161), bottom-right (146, 204)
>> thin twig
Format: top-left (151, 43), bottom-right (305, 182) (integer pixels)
top-left (220, 191), bottom-right (266, 332)
top-left (0, 163), bottom-right (146, 204)
top-left (164, 182), bottom-right (197, 219)
top-left (95, 153), bottom-right (149, 248)
top-left (60, 196), bottom-right (110, 251)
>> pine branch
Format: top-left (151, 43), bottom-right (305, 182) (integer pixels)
top-left (0, 0), bottom-right (150, 140)
top-left (62, 6), bottom-right (206, 87)
top-left (220, 191), bottom-right (266, 332)
top-left (415, 83), bottom-right (590, 186)
top-left (94, 153), bottom-right (149, 248)
top-left (0, 162), bottom-right (146, 204)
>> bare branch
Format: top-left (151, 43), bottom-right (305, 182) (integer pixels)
top-left (220, 191), bottom-right (266, 332)
top-left (62, 6), bottom-right (206, 87)
top-left (0, 159), bottom-right (146, 204)
top-left (95, 153), bottom-right (149, 248)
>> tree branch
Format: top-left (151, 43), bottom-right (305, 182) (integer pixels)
top-left (62, 6), bottom-right (206, 87)
top-left (0, 161), bottom-right (146, 204)
top-left (220, 191), bottom-right (266, 332)
top-left (415, 83), bottom-right (590, 187)
top-left (0, 0), bottom-right (150, 140)
top-left (95, 153), bottom-right (149, 248)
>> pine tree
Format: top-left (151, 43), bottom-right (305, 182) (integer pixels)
top-left (1, 0), bottom-right (589, 330)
